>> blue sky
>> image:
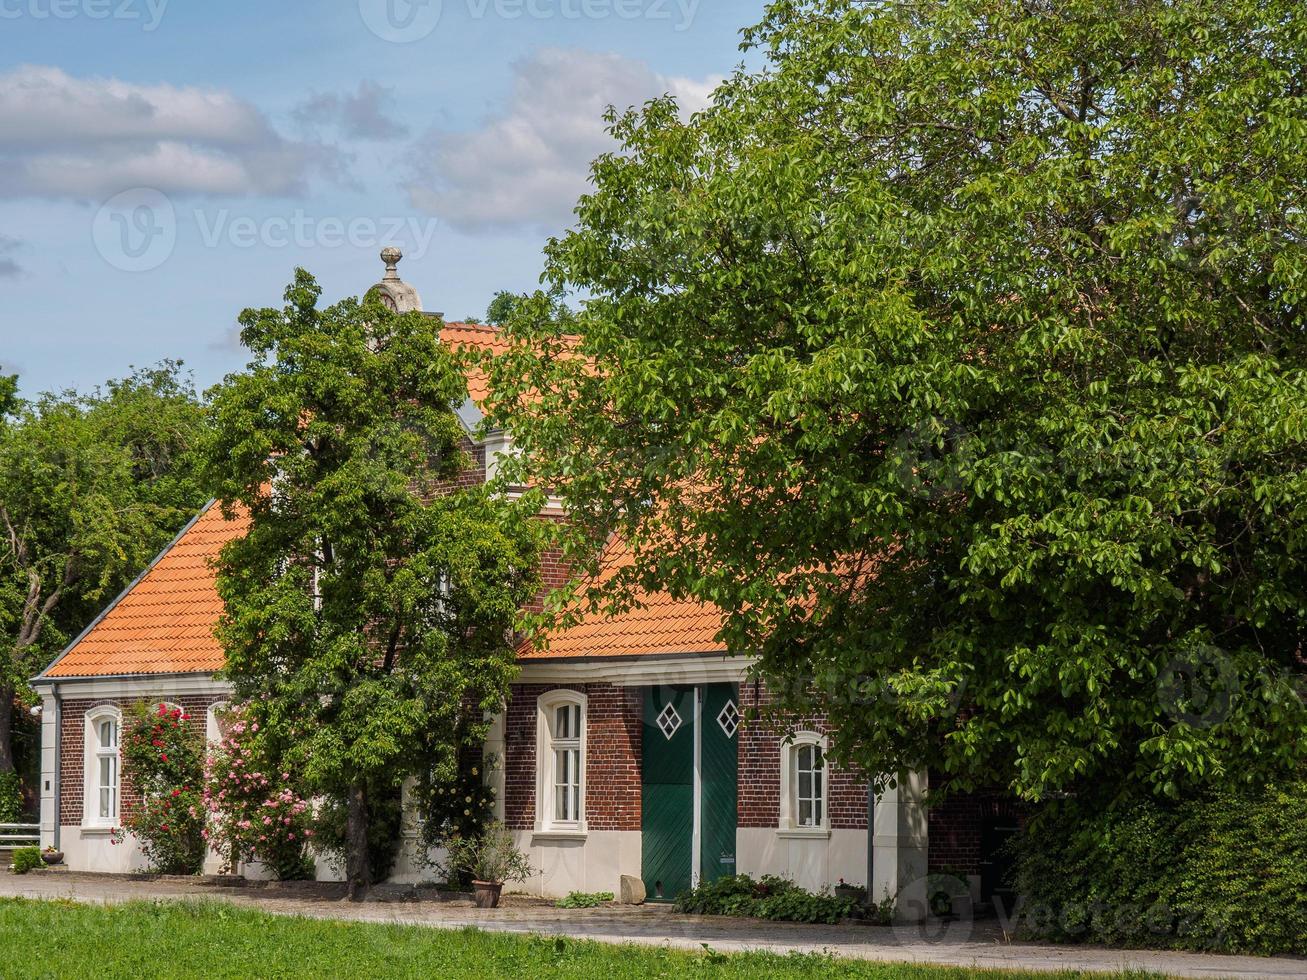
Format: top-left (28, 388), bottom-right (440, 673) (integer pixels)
top-left (0, 0), bottom-right (767, 398)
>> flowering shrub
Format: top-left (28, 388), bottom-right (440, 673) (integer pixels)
top-left (111, 702), bottom-right (206, 874)
top-left (203, 712), bottom-right (314, 881)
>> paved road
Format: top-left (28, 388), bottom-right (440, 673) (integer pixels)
top-left (1, 872), bottom-right (1303, 979)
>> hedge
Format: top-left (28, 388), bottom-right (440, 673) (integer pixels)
top-left (1014, 778), bottom-right (1307, 955)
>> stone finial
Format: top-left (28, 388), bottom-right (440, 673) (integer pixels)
top-left (371, 246), bottom-right (423, 313)
top-left (380, 246), bottom-right (403, 281)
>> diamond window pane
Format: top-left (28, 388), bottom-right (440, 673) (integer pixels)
top-left (656, 702), bottom-right (682, 740)
top-left (716, 700), bottom-right (739, 738)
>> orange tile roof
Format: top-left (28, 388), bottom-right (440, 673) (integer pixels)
top-left (439, 322), bottom-right (509, 407)
top-left (40, 502), bottom-right (249, 679)
top-left (518, 535), bottom-right (728, 660)
top-left (40, 323), bottom-right (722, 678)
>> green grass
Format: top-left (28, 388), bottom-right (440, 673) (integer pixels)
top-left (0, 898), bottom-right (1155, 979)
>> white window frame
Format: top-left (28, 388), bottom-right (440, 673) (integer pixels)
top-left (83, 706), bottom-right (122, 830)
top-left (206, 701), bottom-right (231, 746)
top-left (778, 731), bottom-right (831, 838)
top-left (535, 690), bottom-right (587, 836)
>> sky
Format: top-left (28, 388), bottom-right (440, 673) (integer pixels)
top-left (0, 0), bottom-right (768, 399)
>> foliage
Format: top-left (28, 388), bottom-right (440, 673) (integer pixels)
top-left (1014, 778), bottom-right (1307, 955)
top-left (0, 768), bottom-right (19, 823)
top-left (201, 270), bottom-right (539, 895)
top-left (484, 286), bottom-right (574, 328)
top-left (0, 363), bottom-right (207, 784)
top-left (0, 898), bottom-right (1142, 979)
top-left (9, 846), bottom-right (40, 874)
top-left (410, 752), bottom-right (496, 852)
top-left (555, 891), bottom-right (614, 909)
top-left (110, 702), bottom-right (206, 875)
top-left (674, 875), bottom-right (856, 925)
top-left (312, 778), bottom-right (403, 884)
top-left (202, 710), bottom-right (315, 881)
top-left (438, 821), bottom-right (534, 885)
top-left (485, 0), bottom-right (1307, 803)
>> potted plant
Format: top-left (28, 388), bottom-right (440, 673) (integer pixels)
top-left (834, 878), bottom-right (866, 905)
top-left (441, 821), bottom-right (534, 909)
top-left (41, 846), bottom-right (63, 866)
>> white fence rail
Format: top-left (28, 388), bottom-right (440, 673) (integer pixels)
top-left (0, 823), bottom-right (40, 848)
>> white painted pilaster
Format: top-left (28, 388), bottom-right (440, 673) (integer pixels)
top-left (871, 770), bottom-right (929, 923)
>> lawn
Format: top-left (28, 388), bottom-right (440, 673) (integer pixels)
top-left (0, 898), bottom-right (1153, 980)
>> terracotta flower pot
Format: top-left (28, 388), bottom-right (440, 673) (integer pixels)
top-left (472, 880), bottom-right (503, 909)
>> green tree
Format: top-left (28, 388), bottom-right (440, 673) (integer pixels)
top-left (485, 0), bottom-right (1307, 803)
top-left (203, 270), bottom-right (538, 898)
top-left (0, 364), bottom-right (207, 786)
top-left (485, 287), bottom-right (574, 328)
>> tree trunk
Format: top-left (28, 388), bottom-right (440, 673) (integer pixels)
top-left (0, 686), bottom-right (14, 776)
top-left (345, 781), bottom-right (370, 901)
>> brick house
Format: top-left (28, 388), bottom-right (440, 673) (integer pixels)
top-left (32, 255), bottom-right (1005, 917)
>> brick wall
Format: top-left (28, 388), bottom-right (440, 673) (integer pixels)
top-left (502, 682), bottom-right (641, 832)
top-left (425, 436), bottom-right (487, 498)
top-left (59, 693), bottom-right (224, 827)
top-left (926, 778), bottom-right (1024, 876)
top-left (738, 679), bottom-right (869, 830)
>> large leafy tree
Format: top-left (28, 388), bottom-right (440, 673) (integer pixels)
top-left (0, 364), bottom-right (207, 783)
top-left (486, 0), bottom-right (1307, 802)
top-left (203, 271), bottom-right (538, 898)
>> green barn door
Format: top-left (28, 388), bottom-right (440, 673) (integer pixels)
top-left (642, 685), bottom-right (694, 901)
top-left (700, 683), bottom-right (739, 884)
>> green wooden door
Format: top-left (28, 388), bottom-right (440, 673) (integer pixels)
top-left (641, 685), bottom-right (694, 901)
top-left (700, 683), bottom-right (739, 884)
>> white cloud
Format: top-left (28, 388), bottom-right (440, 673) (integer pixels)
top-left (404, 48), bottom-right (719, 234)
top-left (0, 65), bottom-right (338, 200)
top-left (293, 81), bottom-right (408, 141)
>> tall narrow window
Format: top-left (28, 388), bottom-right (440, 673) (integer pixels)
top-left (779, 732), bottom-right (829, 834)
top-left (85, 708), bottom-right (121, 827)
top-left (536, 691), bottom-right (586, 832)
top-left (794, 743), bottom-right (824, 828)
top-left (553, 704), bottom-right (581, 823)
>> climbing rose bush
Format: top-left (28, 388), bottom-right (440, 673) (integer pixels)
top-left (203, 713), bottom-right (315, 880)
top-left (111, 702), bottom-right (207, 874)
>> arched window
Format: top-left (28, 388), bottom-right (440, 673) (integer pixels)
top-left (779, 732), bottom-right (829, 835)
top-left (535, 690), bottom-right (587, 833)
top-left (84, 706), bottom-right (122, 828)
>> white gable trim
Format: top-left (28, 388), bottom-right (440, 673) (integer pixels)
top-left (517, 654), bottom-right (755, 687)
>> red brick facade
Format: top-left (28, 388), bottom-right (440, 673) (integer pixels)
top-left (58, 693), bottom-right (225, 827)
top-left (737, 679), bottom-right (870, 830)
top-left (502, 677), bottom-right (871, 835)
top-left (926, 778), bottom-right (1025, 876)
top-left (502, 682), bottom-right (642, 832)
